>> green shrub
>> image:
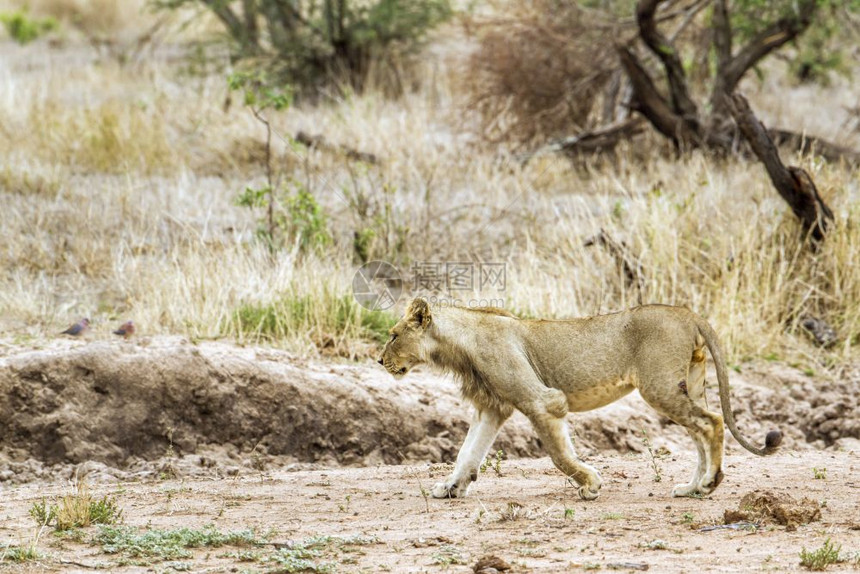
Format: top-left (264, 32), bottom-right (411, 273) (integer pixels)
top-left (161, 0), bottom-right (451, 95)
top-left (0, 10), bottom-right (58, 45)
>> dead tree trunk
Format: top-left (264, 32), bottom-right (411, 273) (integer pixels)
top-left (726, 93), bottom-right (834, 242)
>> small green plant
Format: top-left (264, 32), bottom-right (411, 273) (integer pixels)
top-left (282, 186), bottom-right (332, 252)
top-left (267, 545), bottom-right (332, 573)
top-left (0, 10), bottom-right (57, 45)
top-left (338, 494), bottom-right (352, 513)
top-left (564, 508), bottom-right (575, 520)
top-left (813, 467), bottom-right (827, 480)
top-left (266, 535), bottom-right (377, 573)
top-left (799, 537), bottom-right (843, 570)
top-left (0, 543), bottom-right (40, 563)
top-left (416, 478), bottom-right (431, 513)
top-left (641, 430), bottom-right (662, 482)
top-left (480, 449), bottom-right (505, 476)
top-left (220, 549), bottom-right (264, 562)
top-left (601, 512), bottom-right (625, 520)
top-left (0, 523), bottom-right (46, 563)
top-left (29, 500), bottom-right (56, 527)
top-left (29, 481), bottom-right (123, 531)
top-left (431, 544), bottom-right (466, 566)
top-left (682, 512), bottom-right (695, 524)
top-left (229, 71), bottom-right (310, 253)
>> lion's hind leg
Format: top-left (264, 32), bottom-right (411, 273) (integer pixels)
top-left (638, 350), bottom-right (725, 497)
top-left (672, 428), bottom-right (708, 497)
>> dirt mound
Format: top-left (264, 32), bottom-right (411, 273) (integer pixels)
top-left (1, 339), bottom-right (856, 484)
top-left (0, 338), bottom-right (534, 472)
top-left (0, 338), bottom-right (679, 482)
top-left (723, 490), bottom-right (822, 529)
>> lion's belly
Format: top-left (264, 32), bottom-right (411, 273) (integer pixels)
top-left (563, 378), bottom-right (636, 412)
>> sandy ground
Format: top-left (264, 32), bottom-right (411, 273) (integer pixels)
top-left (1, 339), bottom-right (859, 572)
top-left (1, 450), bottom-right (859, 573)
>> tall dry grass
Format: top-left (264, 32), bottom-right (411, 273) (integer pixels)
top-left (0, 8), bottom-right (858, 370)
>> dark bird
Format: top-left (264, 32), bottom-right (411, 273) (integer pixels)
top-left (61, 318), bottom-right (90, 336)
top-left (112, 320), bottom-right (135, 339)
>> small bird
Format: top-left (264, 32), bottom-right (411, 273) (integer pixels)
top-left (61, 318), bottom-right (90, 336)
top-left (112, 320), bottom-right (135, 339)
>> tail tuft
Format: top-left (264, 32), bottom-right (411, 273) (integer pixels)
top-left (765, 429), bottom-right (783, 452)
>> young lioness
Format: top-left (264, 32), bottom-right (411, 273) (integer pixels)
top-left (378, 298), bottom-right (781, 500)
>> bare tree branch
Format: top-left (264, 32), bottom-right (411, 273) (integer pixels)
top-left (708, 0), bottom-right (732, 118)
top-left (635, 0), bottom-right (699, 123)
top-left (242, 0), bottom-right (259, 48)
top-left (517, 117), bottom-right (646, 163)
top-left (202, 0), bottom-right (257, 53)
top-left (617, 46), bottom-right (698, 149)
top-left (723, 0), bottom-right (819, 94)
top-left (726, 93), bottom-right (833, 242)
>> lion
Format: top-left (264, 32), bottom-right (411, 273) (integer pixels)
top-left (378, 298), bottom-right (782, 500)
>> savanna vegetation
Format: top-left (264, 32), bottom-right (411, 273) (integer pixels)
top-left (1, 0), bottom-right (859, 373)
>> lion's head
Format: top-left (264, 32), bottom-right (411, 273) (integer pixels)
top-left (378, 297), bottom-right (431, 378)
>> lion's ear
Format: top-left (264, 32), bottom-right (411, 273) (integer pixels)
top-left (407, 297), bottom-right (431, 329)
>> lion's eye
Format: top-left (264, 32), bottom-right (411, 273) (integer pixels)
top-left (390, 333), bottom-right (398, 342)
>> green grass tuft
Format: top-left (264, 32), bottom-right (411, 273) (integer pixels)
top-left (230, 293), bottom-right (395, 346)
top-left (800, 537), bottom-right (843, 570)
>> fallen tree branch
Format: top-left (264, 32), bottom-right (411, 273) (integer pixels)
top-left (768, 129), bottom-right (860, 166)
top-left (517, 118), bottom-right (646, 163)
top-left (726, 93), bottom-right (833, 242)
top-left (295, 131), bottom-right (380, 164)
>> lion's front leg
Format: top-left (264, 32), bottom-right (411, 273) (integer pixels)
top-left (432, 408), bottom-right (510, 499)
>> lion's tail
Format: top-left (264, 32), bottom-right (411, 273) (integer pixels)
top-left (695, 317), bottom-right (782, 456)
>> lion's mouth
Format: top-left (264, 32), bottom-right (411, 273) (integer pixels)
top-left (388, 366), bottom-right (408, 379)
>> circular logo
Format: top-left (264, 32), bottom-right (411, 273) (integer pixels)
top-left (352, 261), bottom-right (402, 311)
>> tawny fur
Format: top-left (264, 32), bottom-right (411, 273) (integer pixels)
top-left (379, 298), bottom-right (781, 501)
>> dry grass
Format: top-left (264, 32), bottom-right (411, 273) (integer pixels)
top-left (0, 6), bottom-right (858, 368)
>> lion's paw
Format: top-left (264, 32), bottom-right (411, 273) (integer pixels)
top-left (577, 485), bottom-right (600, 500)
top-left (431, 479), bottom-right (470, 499)
top-left (671, 483), bottom-right (700, 497)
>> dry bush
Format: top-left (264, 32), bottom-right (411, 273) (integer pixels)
top-left (460, 0), bottom-right (618, 146)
